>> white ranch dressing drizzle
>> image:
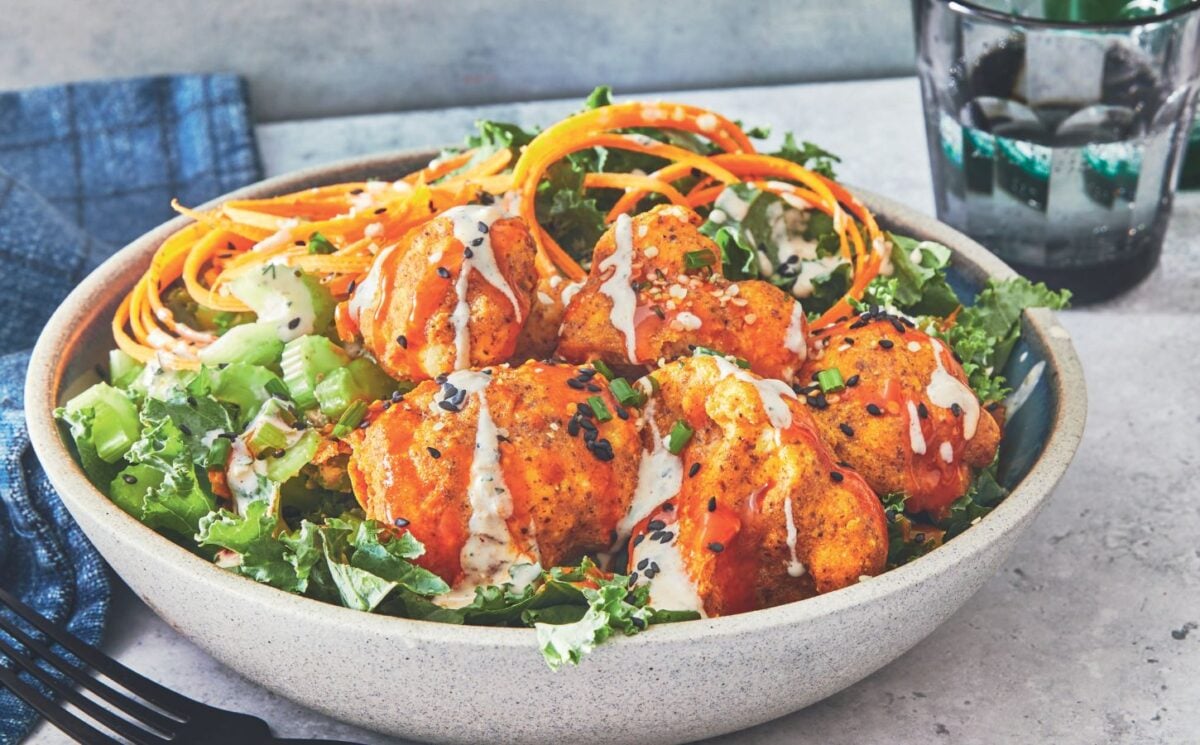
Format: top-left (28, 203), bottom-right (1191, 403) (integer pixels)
top-left (598, 213), bottom-right (640, 363)
top-left (439, 205), bottom-right (520, 370)
top-left (347, 245), bottom-right (394, 324)
top-left (430, 371), bottom-right (538, 606)
top-left (602, 401), bottom-right (682, 564)
top-left (226, 409), bottom-right (305, 513)
top-left (926, 339), bottom-right (980, 440)
top-left (783, 301), bottom-right (808, 358)
top-left (1006, 360), bottom-right (1046, 419)
top-left (905, 400), bottom-right (928, 455)
top-left (708, 355), bottom-right (796, 430)
top-left (939, 441), bottom-right (954, 464)
top-left (629, 532), bottom-right (706, 617)
top-left (782, 497), bottom-right (806, 577)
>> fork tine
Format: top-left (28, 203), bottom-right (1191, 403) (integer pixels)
top-left (0, 662), bottom-right (123, 745)
top-left (0, 586), bottom-right (199, 716)
top-left (0, 633), bottom-right (167, 744)
top-left (0, 602), bottom-right (181, 735)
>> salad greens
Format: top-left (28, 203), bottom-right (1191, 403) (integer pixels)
top-left (58, 87), bottom-right (1070, 668)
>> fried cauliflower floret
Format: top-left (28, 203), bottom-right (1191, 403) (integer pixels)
top-left (346, 361), bottom-right (641, 593)
top-left (348, 204), bottom-right (538, 381)
top-left (623, 355), bottom-right (888, 617)
top-left (556, 205), bottom-right (808, 381)
top-left (798, 308), bottom-right (1001, 517)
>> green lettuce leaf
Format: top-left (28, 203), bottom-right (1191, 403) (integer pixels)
top-left (768, 132), bottom-right (841, 178)
top-left (197, 500), bottom-right (322, 593)
top-left (118, 409), bottom-right (215, 541)
top-left (937, 277), bottom-right (1070, 402)
top-left (862, 233), bottom-right (960, 318)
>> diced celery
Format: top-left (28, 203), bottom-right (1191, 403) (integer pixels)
top-left (248, 420), bottom-right (290, 456)
top-left (108, 349), bottom-right (144, 389)
top-left (65, 383), bottom-right (140, 463)
top-left (280, 336), bottom-right (350, 409)
top-left (265, 430), bottom-right (320, 483)
top-left (331, 400), bottom-right (369, 438)
top-left (197, 322), bottom-right (284, 367)
top-left (230, 267), bottom-right (336, 340)
top-left (314, 358), bottom-right (397, 418)
top-left (209, 363), bottom-right (284, 427)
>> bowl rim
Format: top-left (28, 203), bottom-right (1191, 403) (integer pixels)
top-left (25, 147), bottom-right (1088, 650)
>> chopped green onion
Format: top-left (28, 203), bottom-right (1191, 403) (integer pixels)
top-left (667, 420), bottom-right (693, 455)
top-left (332, 399), bottom-right (368, 438)
top-left (609, 377), bottom-right (645, 408)
top-left (592, 359), bottom-right (616, 381)
top-left (816, 368), bottom-right (845, 393)
top-left (264, 377), bottom-right (291, 400)
top-left (684, 249), bottom-right (716, 270)
top-left (248, 420), bottom-right (290, 454)
top-left (587, 395), bottom-right (613, 423)
top-left (693, 346), bottom-right (751, 369)
top-left (307, 232), bottom-right (336, 255)
top-left (204, 437), bottom-right (232, 468)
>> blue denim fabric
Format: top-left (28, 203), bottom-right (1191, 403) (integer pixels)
top-left (0, 74), bottom-right (260, 742)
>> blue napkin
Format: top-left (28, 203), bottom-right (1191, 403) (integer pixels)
top-left (0, 74), bottom-right (261, 743)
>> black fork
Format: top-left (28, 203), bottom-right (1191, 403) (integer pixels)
top-left (0, 586), bottom-right (364, 744)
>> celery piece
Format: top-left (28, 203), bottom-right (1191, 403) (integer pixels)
top-left (108, 349), bottom-right (144, 389)
top-left (314, 358), bottom-right (397, 418)
top-left (197, 322), bottom-right (284, 367)
top-left (265, 430), bottom-right (320, 483)
top-left (280, 335), bottom-right (351, 409)
top-left (64, 383), bottom-right (140, 463)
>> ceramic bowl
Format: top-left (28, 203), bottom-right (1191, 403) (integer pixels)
top-left (26, 149), bottom-right (1086, 745)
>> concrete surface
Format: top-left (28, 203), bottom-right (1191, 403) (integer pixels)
top-left (29, 77), bottom-right (1200, 744)
top-left (0, 0), bottom-right (915, 121)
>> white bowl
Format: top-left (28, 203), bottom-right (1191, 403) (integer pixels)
top-left (26, 150), bottom-right (1086, 745)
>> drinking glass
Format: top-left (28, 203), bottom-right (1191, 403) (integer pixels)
top-left (913, 0), bottom-right (1200, 302)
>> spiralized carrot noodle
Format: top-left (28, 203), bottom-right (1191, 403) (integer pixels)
top-left (117, 98), bottom-right (887, 367)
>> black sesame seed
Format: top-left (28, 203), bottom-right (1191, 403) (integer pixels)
top-left (470, 237), bottom-right (484, 247)
top-left (374, 207), bottom-right (387, 214)
top-left (918, 402), bottom-right (929, 419)
top-left (631, 616), bottom-right (647, 630)
top-left (662, 502), bottom-right (674, 512)
top-left (427, 446), bottom-right (441, 459)
top-left (567, 418), bottom-right (581, 437)
top-left (350, 188), bottom-right (364, 195)
top-left (879, 339), bottom-right (894, 350)
top-left (178, 423), bottom-right (192, 436)
top-left (647, 519), bottom-right (666, 531)
top-left (839, 422), bottom-right (855, 437)
top-left (831, 471), bottom-right (844, 483)
top-left (348, 279), bottom-right (357, 293)
top-left (708, 542), bottom-right (725, 553)
top-left (837, 460), bottom-right (852, 468)
top-left (397, 334), bottom-right (408, 349)
top-left (843, 337), bottom-right (855, 345)
top-left (436, 266), bottom-right (451, 279)
top-left (633, 534), bottom-right (645, 547)
top-left (219, 432), bottom-right (237, 440)
top-left (866, 403), bottom-right (883, 416)
top-left (288, 317), bottom-right (301, 330)
top-left (592, 439), bottom-right (614, 461)
top-left (951, 403), bottom-right (963, 417)
top-left (849, 319), bottom-right (869, 330)
top-left (658, 531), bottom-right (674, 543)
top-left (477, 221), bottom-right (489, 234)
top-left (186, 396), bottom-right (198, 407)
top-left (688, 462), bottom-right (701, 478)
top-left (583, 428), bottom-right (598, 445)
top-left (464, 247), bottom-right (474, 259)
top-left (567, 378), bottom-right (585, 390)
top-left (437, 400), bottom-right (458, 412)
top-left (806, 393), bottom-right (828, 410)
top-left (615, 406), bottom-right (629, 420)
top-left (122, 474), bottom-right (138, 485)
top-left (394, 517), bottom-right (410, 527)
top-left (576, 402), bottom-right (594, 417)
top-left (585, 383), bottom-right (601, 393)
top-left (578, 417), bottom-right (597, 432)
top-left (637, 558), bottom-right (650, 570)
top-left (629, 571), bottom-right (640, 585)
top-left (478, 192), bottom-right (495, 205)
top-left (708, 497), bottom-right (717, 512)
top-left (846, 375), bottom-right (861, 387)
top-left (890, 318), bottom-right (906, 334)
top-left (391, 390), bottom-right (403, 402)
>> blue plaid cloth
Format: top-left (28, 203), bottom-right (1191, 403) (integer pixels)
top-left (0, 74), bottom-right (261, 743)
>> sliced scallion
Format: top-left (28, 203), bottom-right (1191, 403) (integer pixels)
top-left (667, 420), bottom-right (693, 455)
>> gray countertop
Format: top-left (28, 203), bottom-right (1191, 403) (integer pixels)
top-left (31, 77), bottom-right (1200, 744)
